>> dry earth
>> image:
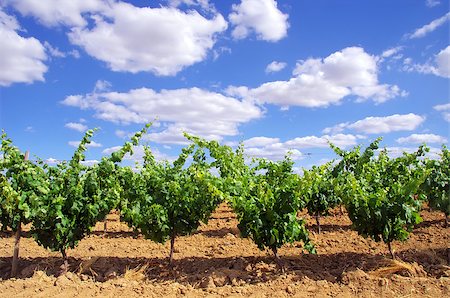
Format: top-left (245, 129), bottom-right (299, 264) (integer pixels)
top-left (0, 203), bottom-right (448, 297)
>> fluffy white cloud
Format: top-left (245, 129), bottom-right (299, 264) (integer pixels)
top-left (381, 46), bottom-right (403, 58)
top-left (403, 46), bottom-right (450, 78)
top-left (242, 133), bottom-right (358, 161)
top-left (68, 2), bottom-right (227, 75)
top-left (68, 140), bottom-right (102, 148)
top-left (345, 113), bottom-right (425, 134)
top-left (434, 102), bottom-right (450, 122)
top-left (434, 103), bottom-right (450, 111)
top-left (229, 0), bottom-right (288, 42)
top-left (0, 10), bottom-right (47, 86)
top-left (322, 122), bottom-right (349, 134)
top-left (65, 122), bottom-right (88, 132)
top-left (285, 134), bottom-right (358, 149)
top-left (7, 0), bottom-right (107, 27)
top-left (435, 46), bottom-right (450, 78)
top-left (396, 133), bottom-right (447, 144)
top-left (243, 136), bottom-right (280, 147)
top-left (408, 12), bottom-right (450, 39)
top-left (245, 143), bottom-right (302, 161)
top-left (265, 61), bottom-right (287, 73)
top-left (231, 47), bottom-right (404, 108)
top-left (324, 113), bottom-right (426, 135)
top-left (62, 86), bottom-right (263, 144)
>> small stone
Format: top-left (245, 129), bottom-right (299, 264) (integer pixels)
top-left (33, 270), bottom-right (52, 282)
top-left (378, 278), bottom-right (388, 287)
top-left (286, 285), bottom-right (295, 294)
top-left (65, 272), bottom-right (79, 282)
top-left (54, 275), bottom-right (71, 286)
top-left (105, 268), bottom-right (118, 280)
top-left (212, 271), bottom-right (229, 287)
top-left (200, 276), bottom-right (216, 289)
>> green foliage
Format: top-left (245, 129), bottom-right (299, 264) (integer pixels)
top-left (119, 144), bottom-right (223, 261)
top-left (234, 157), bottom-right (315, 254)
top-left (186, 135), bottom-right (315, 256)
top-left (300, 162), bottom-right (341, 232)
top-left (0, 132), bottom-right (49, 232)
top-left (330, 137), bottom-right (382, 178)
top-left (31, 125), bottom-right (149, 256)
top-left (420, 146), bottom-right (450, 217)
top-left (301, 162), bottom-right (341, 216)
top-left (338, 145), bottom-right (429, 250)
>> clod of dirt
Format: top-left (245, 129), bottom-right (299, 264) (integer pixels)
top-left (200, 276), bottom-right (216, 288)
top-left (211, 271), bottom-right (229, 287)
top-left (285, 285), bottom-right (295, 294)
top-left (341, 269), bottom-right (369, 285)
top-left (32, 270), bottom-right (52, 283)
top-left (54, 275), bottom-right (71, 286)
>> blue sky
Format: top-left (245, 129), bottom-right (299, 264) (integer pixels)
top-left (0, 0), bottom-right (449, 169)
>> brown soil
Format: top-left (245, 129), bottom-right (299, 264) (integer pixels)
top-left (0, 204), bottom-right (448, 297)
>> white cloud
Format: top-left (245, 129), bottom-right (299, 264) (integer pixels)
top-left (43, 41), bottom-right (65, 58)
top-left (243, 136), bottom-right (280, 147)
top-left (45, 157), bottom-right (58, 164)
top-left (43, 41), bottom-right (80, 59)
top-left (229, 0), bottom-right (289, 42)
top-left (68, 2), bottom-right (227, 75)
top-left (0, 10), bottom-right (47, 86)
top-left (433, 102), bottom-right (450, 111)
top-left (7, 0), bottom-right (107, 27)
top-left (62, 86), bottom-right (263, 144)
top-left (403, 46), bottom-right (450, 78)
top-left (241, 133), bottom-right (358, 161)
top-left (81, 160), bottom-right (99, 166)
top-left (435, 46), bottom-right (450, 78)
top-left (396, 133), bottom-right (447, 144)
top-left (115, 130), bottom-right (128, 138)
top-left (381, 46), bottom-right (403, 58)
top-left (322, 122), bottom-right (349, 134)
top-left (426, 0), bottom-right (441, 7)
top-left (434, 102), bottom-right (450, 122)
top-left (232, 47), bottom-right (404, 108)
top-left (265, 61), bottom-right (287, 73)
top-left (94, 80), bottom-right (112, 92)
top-left (408, 12), bottom-right (450, 39)
top-left (65, 122), bottom-right (88, 132)
top-left (24, 126), bottom-right (35, 133)
top-left (245, 143), bottom-right (302, 161)
top-left (381, 146), bottom-right (442, 160)
top-left (68, 140), bottom-right (103, 148)
top-left (285, 134), bottom-right (358, 149)
top-left (345, 113), bottom-right (425, 134)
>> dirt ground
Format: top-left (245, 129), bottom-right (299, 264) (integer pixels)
top-left (0, 203), bottom-right (448, 297)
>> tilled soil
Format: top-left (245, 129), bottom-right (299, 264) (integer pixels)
top-left (0, 203), bottom-right (448, 297)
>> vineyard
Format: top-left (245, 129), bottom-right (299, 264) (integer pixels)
top-left (0, 126), bottom-right (449, 297)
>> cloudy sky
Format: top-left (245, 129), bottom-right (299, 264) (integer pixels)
top-left (0, 0), bottom-right (449, 168)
